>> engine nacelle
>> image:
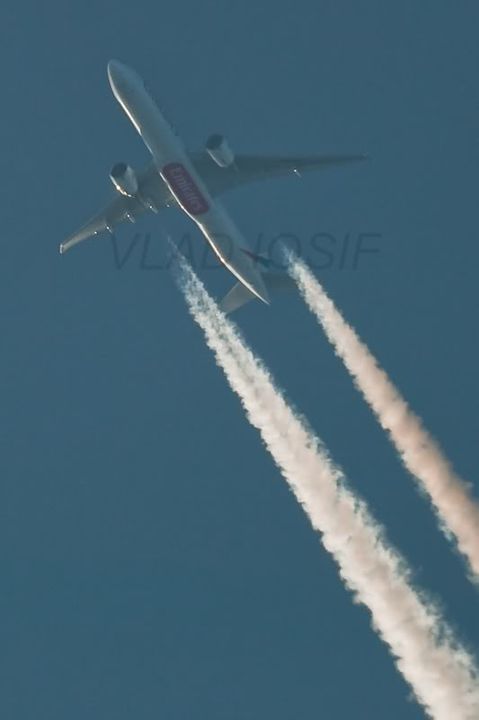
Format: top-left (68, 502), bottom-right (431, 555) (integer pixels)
top-left (205, 134), bottom-right (235, 168)
top-left (110, 162), bottom-right (139, 197)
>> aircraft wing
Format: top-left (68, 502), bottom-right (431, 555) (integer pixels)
top-left (191, 153), bottom-right (367, 196)
top-left (61, 153), bottom-right (366, 253)
top-left (60, 164), bottom-right (173, 253)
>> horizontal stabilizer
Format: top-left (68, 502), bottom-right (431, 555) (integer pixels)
top-left (220, 272), bottom-right (296, 314)
top-left (220, 281), bottom-right (256, 315)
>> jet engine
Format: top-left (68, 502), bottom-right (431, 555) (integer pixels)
top-left (110, 162), bottom-right (139, 197)
top-left (205, 134), bottom-right (235, 168)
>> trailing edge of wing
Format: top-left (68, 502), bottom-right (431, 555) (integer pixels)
top-left (192, 152), bottom-right (368, 195)
top-left (233, 153), bottom-right (368, 180)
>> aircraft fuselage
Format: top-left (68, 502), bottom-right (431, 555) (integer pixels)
top-left (107, 60), bottom-right (269, 304)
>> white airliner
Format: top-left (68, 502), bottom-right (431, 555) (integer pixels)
top-left (61, 60), bottom-right (365, 312)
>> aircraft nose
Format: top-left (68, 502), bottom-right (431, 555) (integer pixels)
top-left (107, 59), bottom-right (126, 85)
top-left (108, 59), bottom-right (143, 94)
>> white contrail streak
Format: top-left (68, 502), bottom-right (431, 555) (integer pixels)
top-left (289, 256), bottom-right (479, 583)
top-left (177, 259), bottom-right (479, 720)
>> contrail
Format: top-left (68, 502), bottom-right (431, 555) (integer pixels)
top-left (177, 259), bottom-right (479, 720)
top-left (289, 256), bottom-right (479, 583)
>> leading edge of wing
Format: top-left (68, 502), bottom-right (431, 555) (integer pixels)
top-left (60, 185), bottom-right (143, 254)
top-left (59, 164), bottom-right (173, 254)
top-left (60, 211), bottom-right (111, 254)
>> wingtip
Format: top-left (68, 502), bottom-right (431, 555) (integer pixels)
top-left (59, 243), bottom-right (65, 255)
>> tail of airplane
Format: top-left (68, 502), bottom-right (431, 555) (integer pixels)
top-left (220, 272), bottom-right (295, 314)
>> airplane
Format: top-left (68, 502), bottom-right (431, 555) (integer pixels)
top-left (60, 60), bottom-right (366, 313)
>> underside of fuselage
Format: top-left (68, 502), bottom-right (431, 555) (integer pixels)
top-left (61, 60), bottom-right (366, 310)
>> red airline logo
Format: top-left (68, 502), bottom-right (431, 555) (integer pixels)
top-left (163, 163), bottom-right (209, 216)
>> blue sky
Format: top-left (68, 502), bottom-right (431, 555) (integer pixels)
top-left (1, 2), bottom-right (478, 718)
